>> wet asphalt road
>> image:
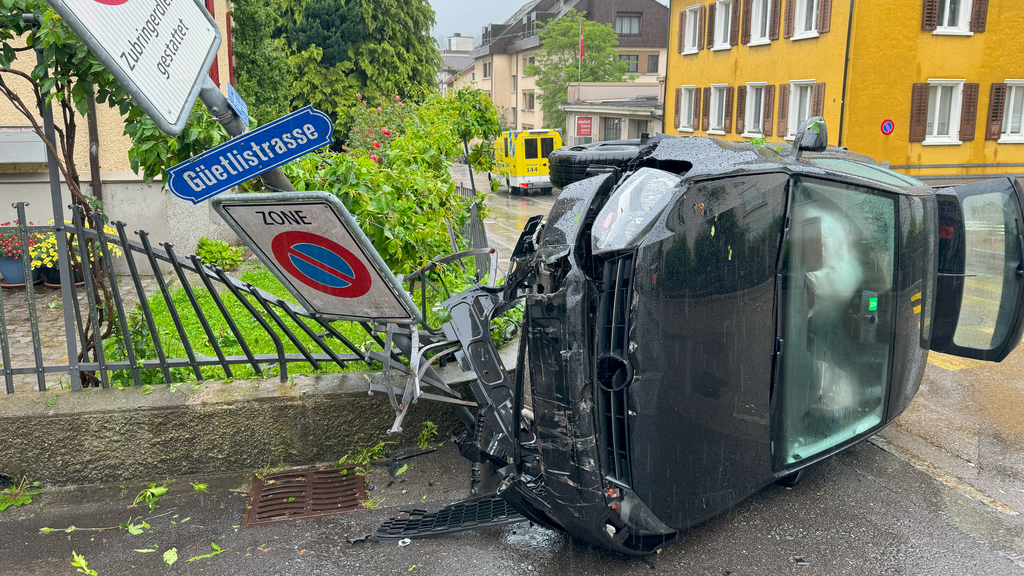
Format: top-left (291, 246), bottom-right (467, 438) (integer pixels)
top-left (2, 171), bottom-right (1024, 575)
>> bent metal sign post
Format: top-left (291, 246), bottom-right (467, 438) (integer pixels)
top-left (47, 0), bottom-right (221, 136)
top-left (166, 106), bottom-right (334, 204)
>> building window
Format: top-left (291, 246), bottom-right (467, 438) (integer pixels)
top-left (937, 0), bottom-right (972, 33)
top-left (926, 79), bottom-right (964, 143)
top-left (750, 0), bottom-right (772, 44)
top-left (615, 13), bottom-right (641, 34)
top-left (714, 0), bottom-right (733, 49)
top-left (1001, 83), bottom-right (1024, 142)
top-left (619, 55), bottom-right (639, 73)
top-left (745, 83), bottom-right (767, 135)
top-left (793, 0), bottom-right (818, 38)
top-left (471, 72), bottom-right (475, 81)
top-left (483, 62), bottom-right (491, 79)
top-left (512, 75), bottom-right (517, 92)
top-left (684, 5), bottom-right (701, 53)
top-left (603, 117), bottom-right (622, 141)
top-left (680, 86), bottom-right (696, 130)
top-left (710, 85), bottom-right (728, 132)
top-left (788, 81), bottom-right (815, 137)
top-left (523, 92), bottom-right (535, 111)
top-left (523, 55), bottom-right (535, 74)
top-left (647, 54), bottom-right (659, 75)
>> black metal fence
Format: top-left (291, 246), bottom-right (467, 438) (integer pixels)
top-left (0, 202), bottom-right (402, 394)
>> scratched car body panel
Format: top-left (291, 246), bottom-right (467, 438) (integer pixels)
top-left (438, 120), bottom-right (1024, 554)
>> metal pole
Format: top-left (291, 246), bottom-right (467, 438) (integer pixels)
top-left (31, 22), bottom-right (82, 391)
top-left (197, 77), bottom-right (295, 193)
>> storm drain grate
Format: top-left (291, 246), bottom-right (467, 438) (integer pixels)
top-left (375, 495), bottom-right (524, 539)
top-left (243, 465), bottom-right (366, 527)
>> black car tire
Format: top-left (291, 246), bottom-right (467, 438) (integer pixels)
top-left (548, 140), bottom-right (642, 189)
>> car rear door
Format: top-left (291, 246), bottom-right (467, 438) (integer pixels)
top-left (930, 177), bottom-right (1024, 361)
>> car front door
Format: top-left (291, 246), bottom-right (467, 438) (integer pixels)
top-left (930, 178), bottom-right (1024, 362)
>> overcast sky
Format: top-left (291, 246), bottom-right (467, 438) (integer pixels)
top-left (429, 0), bottom-right (671, 48)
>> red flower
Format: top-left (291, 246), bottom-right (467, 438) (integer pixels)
top-left (369, 155), bottom-right (379, 162)
top-left (372, 141), bottom-right (381, 148)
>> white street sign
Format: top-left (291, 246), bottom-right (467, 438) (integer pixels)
top-left (212, 193), bottom-right (421, 323)
top-left (47, 0), bottom-right (221, 136)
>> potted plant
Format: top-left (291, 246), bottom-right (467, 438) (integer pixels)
top-left (0, 222), bottom-right (41, 286)
top-left (30, 220), bottom-right (123, 287)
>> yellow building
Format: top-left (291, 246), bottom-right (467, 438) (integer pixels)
top-left (664, 0), bottom-right (1024, 182)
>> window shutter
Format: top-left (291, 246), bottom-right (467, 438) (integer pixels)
top-left (987, 83), bottom-right (1007, 140)
top-left (818, 0), bottom-right (832, 33)
top-left (735, 86), bottom-right (747, 134)
top-left (675, 88), bottom-right (683, 129)
top-left (770, 0), bottom-right (782, 40)
top-left (777, 84), bottom-right (790, 137)
top-left (706, 4), bottom-right (717, 49)
top-left (742, 0), bottom-right (753, 44)
top-left (678, 11), bottom-right (686, 52)
top-left (731, 0), bottom-right (742, 45)
top-left (970, 0), bottom-right (988, 33)
top-left (812, 82), bottom-right (826, 117)
top-left (784, 0), bottom-right (795, 38)
top-left (703, 87), bottom-right (712, 131)
top-left (922, 0), bottom-right (939, 31)
top-left (959, 83), bottom-right (979, 142)
top-left (724, 86), bottom-right (735, 132)
top-left (694, 86), bottom-right (703, 129)
top-left (698, 5), bottom-right (706, 51)
top-left (764, 85), bottom-right (776, 136)
top-left (910, 83), bottom-right (929, 142)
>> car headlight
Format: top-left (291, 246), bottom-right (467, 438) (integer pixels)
top-left (592, 167), bottom-right (683, 254)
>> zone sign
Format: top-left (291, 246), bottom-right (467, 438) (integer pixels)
top-left (212, 193), bottom-right (420, 323)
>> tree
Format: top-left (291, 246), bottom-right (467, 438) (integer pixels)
top-left (232, 0), bottom-right (295, 125)
top-left (288, 0), bottom-right (366, 69)
top-left (524, 9), bottom-right (633, 129)
top-left (350, 0), bottom-right (441, 102)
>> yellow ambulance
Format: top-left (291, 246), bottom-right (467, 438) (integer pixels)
top-left (492, 129), bottom-right (562, 195)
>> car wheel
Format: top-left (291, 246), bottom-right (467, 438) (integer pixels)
top-left (548, 140), bottom-right (643, 189)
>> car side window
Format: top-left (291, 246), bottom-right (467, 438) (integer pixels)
top-left (775, 178), bottom-right (897, 468)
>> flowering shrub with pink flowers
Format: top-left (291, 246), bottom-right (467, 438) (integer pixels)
top-left (0, 222), bottom-right (40, 259)
top-left (345, 93), bottom-right (414, 158)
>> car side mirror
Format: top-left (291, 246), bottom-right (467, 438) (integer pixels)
top-left (790, 116), bottom-right (828, 159)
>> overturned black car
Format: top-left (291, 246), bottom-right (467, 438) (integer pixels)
top-left (387, 119), bottom-right (1024, 555)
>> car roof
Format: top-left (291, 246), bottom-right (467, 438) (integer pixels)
top-left (647, 136), bottom-right (931, 196)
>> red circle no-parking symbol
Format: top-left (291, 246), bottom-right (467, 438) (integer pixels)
top-left (271, 231), bottom-right (372, 298)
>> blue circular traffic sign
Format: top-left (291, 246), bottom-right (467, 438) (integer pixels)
top-left (271, 231), bottom-right (371, 298)
top-left (881, 120), bottom-right (895, 135)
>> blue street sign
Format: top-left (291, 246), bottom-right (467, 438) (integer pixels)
top-left (167, 106), bottom-right (333, 204)
top-left (226, 83), bottom-right (250, 128)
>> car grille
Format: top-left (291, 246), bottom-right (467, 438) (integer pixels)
top-left (595, 253), bottom-right (635, 487)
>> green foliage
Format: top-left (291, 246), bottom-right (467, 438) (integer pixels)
top-left (288, 44), bottom-right (361, 139)
top-left (191, 482), bottom-right (209, 494)
top-left (71, 552), bottom-right (97, 576)
top-left (352, 0), bottom-right (441, 102)
top-left (524, 10), bottom-right (634, 128)
top-left (187, 543), bottom-right (227, 562)
top-left (163, 548), bottom-right (178, 567)
top-left (232, 0), bottom-right (295, 125)
top-left (133, 483), bottom-right (168, 513)
top-left (125, 106), bottom-right (229, 183)
top-left (0, 477), bottom-right (41, 512)
top-left (289, 0), bottom-right (367, 68)
top-left (195, 238), bottom-right (245, 270)
top-left (418, 421), bottom-right (438, 450)
top-left (119, 518), bottom-right (150, 536)
top-left (338, 441), bottom-right (392, 475)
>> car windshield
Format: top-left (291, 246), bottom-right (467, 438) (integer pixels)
top-left (808, 158), bottom-right (925, 188)
top-left (776, 178), bottom-right (897, 467)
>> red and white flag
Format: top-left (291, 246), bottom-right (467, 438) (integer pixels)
top-left (579, 19), bottom-right (584, 62)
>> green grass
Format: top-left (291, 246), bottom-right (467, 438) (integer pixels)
top-left (102, 258), bottom-right (520, 387)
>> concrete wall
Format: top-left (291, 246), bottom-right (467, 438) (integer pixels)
top-left (570, 82), bottom-right (662, 101)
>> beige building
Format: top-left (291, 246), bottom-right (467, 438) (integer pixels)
top-left (560, 82), bottom-right (664, 145)
top-left (470, 0), bottom-right (670, 130)
top-left (0, 0), bottom-right (237, 254)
